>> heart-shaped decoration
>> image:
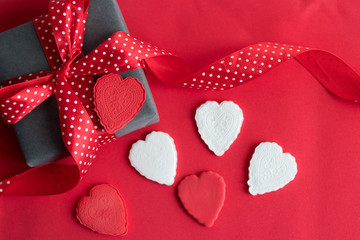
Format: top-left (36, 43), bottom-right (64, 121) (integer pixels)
top-left (76, 184), bottom-right (128, 236)
top-left (177, 171), bottom-right (226, 227)
top-left (129, 131), bottom-right (177, 185)
top-left (94, 73), bottom-right (146, 134)
top-left (248, 142), bottom-right (297, 195)
top-left (195, 101), bottom-right (244, 156)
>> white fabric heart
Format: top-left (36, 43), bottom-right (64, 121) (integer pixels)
top-left (129, 131), bottom-right (177, 186)
top-left (195, 101), bottom-right (244, 156)
top-left (248, 142), bottom-right (297, 195)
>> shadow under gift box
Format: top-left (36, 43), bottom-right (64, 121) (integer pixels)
top-left (0, 0), bottom-right (159, 167)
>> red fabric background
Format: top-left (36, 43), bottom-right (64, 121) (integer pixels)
top-left (0, 0), bottom-right (360, 239)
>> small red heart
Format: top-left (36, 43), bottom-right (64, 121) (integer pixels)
top-left (76, 184), bottom-right (128, 236)
top-left (94, 73), bottom-right (146, 134)
top-left (177, 171), bottom-right (226, 227)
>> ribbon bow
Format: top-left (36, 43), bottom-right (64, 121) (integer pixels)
top-left (0, 0), bottom-right (170, 195)
top-left (1, 0), bottom-right (360, 195)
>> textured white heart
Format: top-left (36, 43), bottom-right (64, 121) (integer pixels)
top-left (129, 131), bottom-right (177, 186)
top-left (248, 142), bottom-right (297, 195)
top-left (195, 101), bottom-right (244, 156)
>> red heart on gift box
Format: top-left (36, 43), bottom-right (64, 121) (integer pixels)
top-left (177, 171), bottom-right (226, 227)
top-left (94, 73), bottom-right (146, 134)
top-left (76, 184), bottom-right (128, 236)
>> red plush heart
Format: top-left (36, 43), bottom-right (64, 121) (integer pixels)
top-left (93, 73), bottom-right (146, 134)
top-left (76, 184), bottom-right (128, 236)
top-left (177, 171), bottom-right (226, 227)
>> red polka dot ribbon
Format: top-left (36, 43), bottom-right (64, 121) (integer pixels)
top-left (1, 0), bottom-right (359, 195)
top-left (146, 45), bottom-right (360, 101)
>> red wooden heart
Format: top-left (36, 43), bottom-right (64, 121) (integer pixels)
top-left (76, 184), bottom-right (128, 236)
top-left (177, 171), bottom-right (226, 227)
top-left (93, 73), bottom-right (146, 134)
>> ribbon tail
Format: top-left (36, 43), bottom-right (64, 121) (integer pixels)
top-left (2, 163), bottom-right (79, 195)
top-left (295, 50), bottom-right (360, 102)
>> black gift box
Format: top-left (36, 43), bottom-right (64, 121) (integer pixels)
top-left (0, 0), bottom-right (159, 167)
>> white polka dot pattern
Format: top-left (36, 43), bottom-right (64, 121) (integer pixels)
top-left (180, 43), bottom-right (308, 90)
top-left (0, 177), bottom-right (15, 194)
top-left (72, 32), bottom-right (167, 75)
top-left (0, 75), bottom-right (54, 123)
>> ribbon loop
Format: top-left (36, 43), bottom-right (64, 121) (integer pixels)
top-left (72, 31), bottom-right (169, 76)
top-left (0, 75), bottom-right (55, 124)
top-left (48, 0), bottom-right (89, 62)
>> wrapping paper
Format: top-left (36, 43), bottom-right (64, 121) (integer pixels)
top-left (0, 0), bottom-right (360, 239)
